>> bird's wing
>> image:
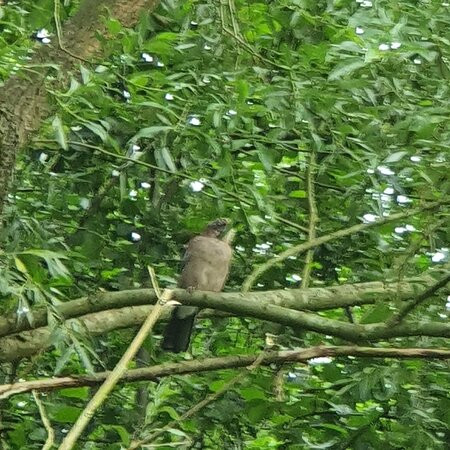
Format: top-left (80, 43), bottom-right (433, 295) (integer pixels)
top-left (178, 236), bottom-right (232, 291)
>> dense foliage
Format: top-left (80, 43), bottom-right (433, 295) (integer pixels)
top-left (0, 0), bottom-right (449, 448)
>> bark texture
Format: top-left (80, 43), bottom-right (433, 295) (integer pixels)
top-left (0, 277), bottom-right (437, 338)
top-left (0, 0), bottom-right (159, 221)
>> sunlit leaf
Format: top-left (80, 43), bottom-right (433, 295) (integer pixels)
top-left (328, 59), bottom-right (367, 81)
top-left (132, 126), bottom-right (173, 140)
top-left (384, 151), bottom-right (408, 163)
top-left (52, 115), bottom-right (68, 150)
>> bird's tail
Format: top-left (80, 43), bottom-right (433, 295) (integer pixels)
top-left (162, 306), bottom-right (197, 352)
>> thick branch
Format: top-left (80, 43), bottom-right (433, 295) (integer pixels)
top-left (2, 346), bottom-right (449, 399)
top-left (0, 278), bottom-right (434, 337)
top-left (1, 292), bottom-right (449, 361)
top-left (363, 320), bottom-right (450, 340)
top-left (0, 306), bottom-right (155, 362)
top-left (161, 289), bottom-right (450, 341)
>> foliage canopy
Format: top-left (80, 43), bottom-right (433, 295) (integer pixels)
top-left (0, 0), bottom-right (449, 448)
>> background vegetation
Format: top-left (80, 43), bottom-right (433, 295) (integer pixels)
top-left (0, 0), bottom-right (449, 448)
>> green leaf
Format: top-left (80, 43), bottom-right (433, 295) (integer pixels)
top-left (14, 256), bottom-right (28, 274)
top-left (144, 32), bottom-right (179, 56)
top-left (231, 139), bottom-right (251, 150)
top-left (19, 249), bottom-right (68, 259)
top-left (360, 303), bottom-right (392, 324)
top-left (55, 347), bottom-right (76, 375)
top-left (384, 151), bottom-right (408, 163)
top-left (328, 59), bottom-right (367, 81)
top-left (156, 113), bottom-right (172, 126)
top-left (106, 18), bottom-right (122, 34)
top-left (79, 65), bottom-right (90, 84)
top-left (159, 406), bottom-right (180, 419)
top-left (256, 144), bottom-right (278, 172)
top-left (72, 337), bottom-right (95, 373)
top-left (83, 121), bottom-right (108, 142)
top-left (236, 79), bottom-right (249, 101)
top-left (50, 406), bottom-right (82, 423)
top-left (166, 428), bottom-right (188, 437)
top-left (302, 436), bottom-right (338, 448)
top-left (154, 146), bottom-right (176, 172)
top-left (175, 43), bottom-right (197, 51)
top-left (289, 190), bottom-right (307, 198)
top-left (132, 126), bottom-right (173, 141)
top-left (52, 115), bottom-right (68, 150)
top-left (59, 387), bottom-right (90, 399)
top-left (328, 402), bottom-right (354, 415)
top-left (160, 146), bottom-right (177, 172)
top-left (240, 387), bottom-right (267, 400)
top-left (7, 425), bottom-right (27, 448)
top-left (103, 425), bottom-right (130, 444)
top-left (136, 101), bottom-right (179, 118)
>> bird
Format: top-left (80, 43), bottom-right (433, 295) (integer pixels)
top-left (162, 218), bottom-right (232, 352)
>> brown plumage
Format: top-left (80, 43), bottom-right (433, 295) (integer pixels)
top-left (162, 219), bottom-right (232, 352)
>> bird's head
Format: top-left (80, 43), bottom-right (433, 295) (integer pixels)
top-left (204, 218), bottom-right (229, 237)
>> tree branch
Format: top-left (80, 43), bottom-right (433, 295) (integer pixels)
top-left (128, 349), bottom-right (269, 449)
top-left (0, 278), bottom-right (434, 338)
top-left (59, 269), bottom-right (171, 450)
top-left (32, 390), bottom-right (55, 450)
top-left (387, 272), bottom-right (450, 326)
top-left (2, 346), bottom-right (449, 399)
top-left (242, 200), bottom-right (448, 292)
top-left (301, 148), bottom-right (319, 288)
top-left (1, 285), bottom-right (449, 362)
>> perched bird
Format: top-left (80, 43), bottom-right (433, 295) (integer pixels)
top-left (162, 218), bottom-right (232, 352)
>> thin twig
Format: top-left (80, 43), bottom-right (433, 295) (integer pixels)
top-left (58, 267), bottom-right (171, 450)
top-left (4, 346), bottom-right (450, 399)
top-left (227, 0), bottom-right (242, 55)
top-left (301, 149), bottom-right (319, 288)
top-left (388, 272), bottom-right (450, 326)
top-left (128, 350), bottom-right (269, 449)
top-left (33, 390), bottom-right (55, 450)
top-left (34, 138), bottom-right (309, 233)
top-left (242, 200), bottom-right (448, 292)
top-left (53, 0), bottom-right (91, 63)
top-left (220, 26), bottom-right (285, 68)
top-left (217, 1), bottom-right (288, 71)
top-left (393, 219), bottom-right (446, 282)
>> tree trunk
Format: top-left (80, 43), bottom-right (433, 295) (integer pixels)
top-left (0, 0), bottom-right (159, 222)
